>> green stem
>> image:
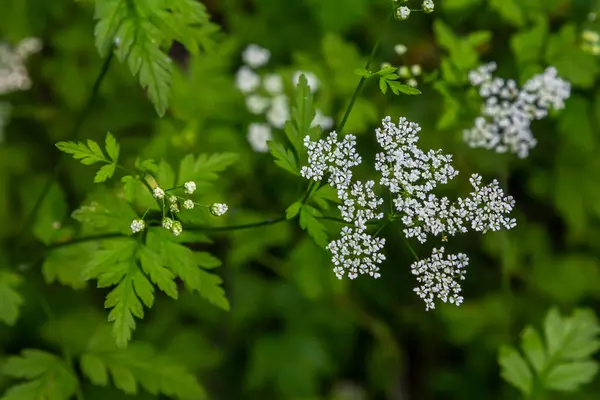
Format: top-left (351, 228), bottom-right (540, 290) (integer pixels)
top-left (402, 236), bottom-right (419, 261)
top-left (187, 217), bottom-right (287, 232)
top-left (338, 13), bottom-right (391, 135)
top-left (18, 51), bottom-right (114, 239)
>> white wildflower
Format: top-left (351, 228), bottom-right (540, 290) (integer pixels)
top-left (210, 203), bottom-right (228, 216)
top-left (242, 44), bottom-right (270, 68)
top-left (0, 37), bottom-right (42, 95)
top-left (394, 44), bottom-right (408, 56)
top-left (162, 217), bottom-right (173, 230)
top-left (235, 66), bottom-right (260, 93)
top-left (410, 64), bottom-right (422, 76)
top-left (407, 78), bottom-right (418, 87)
top-left (397, 6), bottom-right (410, 20)
top-left (412, 247), bottom-right (467, 311)
top-left (246, 94), bottom-right (271, 114)
top-left (130, 219), bottom-right (145, 234)
top-left (398, 66), bottom-right (410, 78)
top-left (266, 95), bottom-right (290, 128)
top-left (311, 109), bottom-right (334, 131)
top-left (247, 123), bottom-right (272, 152)
top-left (184, 181), bottom-right (196, 194)
top-left (464, 63), bottom-right (571, 158)
top-left (170, 202), bottom-right (179, 213)
top-left (328, 226), bottom-right (386, 280)
top-left (183, 199), bottom-right (194, 209)
top-left (293, 71), bottom-right (319, 92)
top-left (168, 195), bottom-right (177, 204)
top-left (172, 221), bottom-right (183, 236)
top-left (263, 73), bottom-right (284, 94)
top-left (422, 0), bottom-right (435, 13)
top-left (153, 187), bottom-right (165, 199)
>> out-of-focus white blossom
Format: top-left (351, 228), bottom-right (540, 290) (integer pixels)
top-left (422, 0), bottom-right (435, 13)
top-left (397, 6), bottom-right (411, 20)
top-left (184, 181), bottom-right (196, 194)
top-left (464, 62), bottom-right (571, 158)
top-left (235, 66), bottom-right (260, 93)
top-left (394, 44), bottom-right (407, 56)
top-left (210, 203), bottom-right (228, 216)
top-left (398, 66), bottom-right (410, 78)
top-left (266, 95), bottom-right (290, 128)
top-left (412, 247), bottom-right (467, 311)
top-left (0, 37), bottom-right (42, 95)
top-left (247, 123), bottom-right (272, 152)
top-left (242, 44), bottom-right (270, 68)
top-left (263, 73), bottom-right (284, 94)
top-left (293, 71), bottom-right (319, 92)
top-left (410, 64), bottom-right (422, 76)
top-left (407, 78), bottom-right (418, 87)
top-left (130, 219), bottom-right (145, 234)
top-left (246, 94), bottom-right (270, 114)
top-left (311, 109), bottom-right (334, 130)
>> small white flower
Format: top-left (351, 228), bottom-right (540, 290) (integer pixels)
top-left (293, 71), bottom-right (319, 92)
top-left (235, 66), bottom-right (260, 93)
top-left (311, 109), bottom-right (334, 131)
top-left (170, 202), bottom-right (180, 213)
top-left (168, 195), bottom-right (177, 204)
top-left (162, 217), bottom-right (173, 230)
top-left (242, 44), bottom-right (270, 68)
top-left (247, 123), bottom-right (272, 152)
top-left (172, 221), bottom-right (183, 236)
top-left (266, 95), bottom-right (290, 128)
top-left (130, 219), bottom-right (145, 233)
top-left (153, 187), bottom-right (165, 199)
top-left (210, 203), bottom-right (228, 216)
top-left (183, 199), bottom-right (194, 209)
top-left (184, 181), bottom-right (196, 194)
top-left (245, 94), bottom-right (271, 114)
top-left (410, 64), bottom-right (422, 76)
top-left (582, 30), bottom-right (600, 43)
top-left (397, 6), bottom-right (410, 20)
top-left (398, 66), bottom-right (410, 78)
top-left (407, 78), bottom-right (418, 87)
top-left (394, 44), bottom-right (408, 56)
top-left (422, 0), bottom-right (435, 13)
top-left (263, 73), bottom-right (284, 94)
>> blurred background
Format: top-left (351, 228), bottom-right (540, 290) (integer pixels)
top-left (1, 0), bottom-right (600, 399)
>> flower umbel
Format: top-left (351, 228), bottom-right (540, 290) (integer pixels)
top-left (130, 219), bottom-right (145, 234)
top-left (184, 181), bottom-right (196, 194)
top-left (211, 203), bottom-right (228, 217)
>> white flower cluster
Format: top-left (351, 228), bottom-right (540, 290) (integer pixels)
top-left (235, 44), bottom-right (334, 152)
top-left (301, 133), bottom-right (386, 280)
top-left (210, 203), bottom-right (228, 217)
top-left (301, 116), bottom-right (517, 310)
top-left (0, 38), bottom-right (42, 144)
top-left (395, 0), bottom-right (434, 20)
top-left (0, 37), bottom-right (42, 95)
top-left (464, 62), bottom-right (571, 158)
top-left (412, 247), bottom-right (467, 311)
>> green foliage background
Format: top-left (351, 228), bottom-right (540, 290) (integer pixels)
top-left (1, 0), bottom-right (600, 398)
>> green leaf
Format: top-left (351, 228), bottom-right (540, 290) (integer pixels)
top-left (299, 205), bottom-right (328, 248)
top-left (94, 0), bottom-right (217, 116)
top-left (388, 81), bottom-right (421, 95)
top-left (498, 345), bottom-right (533, 395)
top-left (545, 361), bottom-right (599, 391)
top-left (94, 163), bottom-right (117, 183)
top-left (138, 245), bottom-right (179, 300)
top-left (285, 74), bottom-right (318, 154)
top-left (510, 17), bottom-right (548, 68)
top-left (80, 326), bottom-right (206, 398)
top-left (148, 229), bottom-right (229, 311)
top-left (521, 326), bottom-right (546, 373)
top-left (42, 242), bottom-right (97, 289)
top-left (135, 157), bottom-right (159, 174)
top-left (0, 270), bottom-right (23, 326)
top-left (56, 138), bottom-right (107, 165)
top-left (354, 68), bottom-right (372, 77)
top-left (0, 349), bottom-right (78, 400)
top-left (32, 182), bottom-right (67, 245)
top-left (312, 185), bottom-right (340, 210)
top-left (105, 132), bottom-right (119, 162)
top-left (177, 153), bottom-right (239, 186)
top-left (268, 141), bottom-right (299, 176)
top-left (375, 66), bottom-right (397, 76)
top-left (286, 202), bottom-right (302, 220)
top-left (378, 78), bottom-right (387, 94)
top-left (489, 0), bottom-right (525, 27)
top-left (72, 189), bottom-right (139, 235)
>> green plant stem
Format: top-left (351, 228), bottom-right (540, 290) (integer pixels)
top-left (402, 235), bottom-right (419, 261)
top-left (187, 217), bottom-right (287, 232)
top-left (18, 51), bottom-right (114, 239)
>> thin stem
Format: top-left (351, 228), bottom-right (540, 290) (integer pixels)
top-left (187, 217), bottom-right (287, 232)
top-left (18, 51), bottom-right (114, 238)
top-left (402, 235), bottom-right (419, 261)
top-left (338, 13), bottom-right (391, 135)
